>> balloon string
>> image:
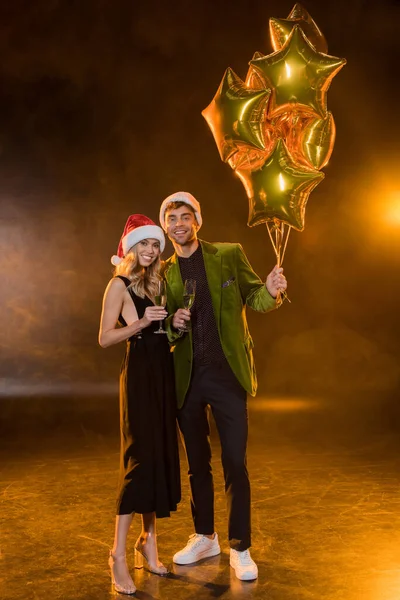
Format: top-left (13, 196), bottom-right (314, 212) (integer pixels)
top-left (281, 224), bottom-right (291, 264)
top-left (275, 221), bottom-right (282, 266)
top-left (266, 222), bottom-right (278, 257)
top-left (279, 224), bottom-right (291, 304)
top-left (266, 221), bottom-right (291, 305)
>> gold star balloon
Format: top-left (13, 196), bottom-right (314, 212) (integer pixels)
top-left (245, 51), bottom-right (266, 90)
top-left (228, 145), bottom-right (267, 171)
top-left (201, 8), bottom-right (346, 279)
top-left (250, 26), bottom-right (346, 119)
top-left (235, 138), bottom-right (324, 231)
top-left (270, 3), bottom-right (328, 54)
top-left (297, 112), bottom-right (336, 170)
top-left (202, 67), bottom-right (271, 162)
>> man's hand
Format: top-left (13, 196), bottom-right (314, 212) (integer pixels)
top-left (172, 308), bottom-right (191, 330)
top-left (266, 265), bottom-right (287, 299)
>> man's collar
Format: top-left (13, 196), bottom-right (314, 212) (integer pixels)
top-left (178, 243), bottom-right (202, 261)
top-left (168, 239), bottom-right (218, 264)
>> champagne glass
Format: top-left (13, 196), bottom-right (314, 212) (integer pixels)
top-left (180, 279), bottom-right (196, 332)
top-left (154, 279), bottom-right (167, 334)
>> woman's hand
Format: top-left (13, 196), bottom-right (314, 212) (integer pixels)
top-left (141, 306), bottom-right (168, 328)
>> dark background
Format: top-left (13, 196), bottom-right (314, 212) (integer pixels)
top-left (0, 0), bottom-right (399, 404)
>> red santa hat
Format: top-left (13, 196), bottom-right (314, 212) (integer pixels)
top-left (111, 214), bottom-right (165, 266)
top-left (159, 191), bottom-right (202, 231)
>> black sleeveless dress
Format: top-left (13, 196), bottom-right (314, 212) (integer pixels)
top-left (116, 276), bottom-right (181, 518)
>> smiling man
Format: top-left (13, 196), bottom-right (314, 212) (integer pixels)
top-left (159, 191), bottom-right (287, 581)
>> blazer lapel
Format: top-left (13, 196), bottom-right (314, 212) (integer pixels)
top-left (165, 242), bottom-right (222, 330)
top-left (200, 240), bottom-right (222, 333)
top-left (164, 254), bottom-right (183, 308)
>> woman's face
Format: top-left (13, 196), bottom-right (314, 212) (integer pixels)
top-left (134, 238), bottom-right (161, 267)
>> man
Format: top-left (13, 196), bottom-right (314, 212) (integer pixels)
top-left (159, 191), bottom-right (287, 581)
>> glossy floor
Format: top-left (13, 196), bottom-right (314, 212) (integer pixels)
top-left (1, 393), bottom-right (400, 599)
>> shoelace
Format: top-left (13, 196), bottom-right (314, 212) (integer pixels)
top-left (235, 550), bottom-right (253, 565)
top-left (186, 533), bottom-right (208, 550)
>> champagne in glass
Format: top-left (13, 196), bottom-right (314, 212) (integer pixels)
top-left (183, 293), bottom-right (195, 310)
top-left (181, 279), bottom-right (196, 332)
top-left (154, 280), bottom-right (167, 334)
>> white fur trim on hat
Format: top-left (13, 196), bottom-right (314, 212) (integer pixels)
top-left (159, 191), bottom-right (202, 231)
top-left (111, 255), bottom-right (123, 266)
top-left (122, 224), bottom-right (165, 255)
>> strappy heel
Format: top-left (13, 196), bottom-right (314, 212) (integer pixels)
top-left (134, 539), bottom-right (168, 576)
top-left (109, 550), bottom-right (136, 595)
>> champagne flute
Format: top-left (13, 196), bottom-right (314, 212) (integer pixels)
top-left (180, 279), bottom-right (196, 332)
top-left (154, 279), bottom-right (167, 334)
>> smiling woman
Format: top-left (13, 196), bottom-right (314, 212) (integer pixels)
top-left (98, 213), bottom-right (180, 595)
top-left (113, 237), bottom-right (162, 303)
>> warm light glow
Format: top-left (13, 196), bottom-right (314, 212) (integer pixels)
top-left (383, 191), bottom-right (400, 225)
top-left (356, 170), bottom-right (400, 258)
top-left (250, 397), bottom-right (321, 412)
top-left (285, 61), bottom-right (291, 78)
top-left (278, 172), bottom-right (285, 191)
top-left (362, 179), bottom-right (400, 240)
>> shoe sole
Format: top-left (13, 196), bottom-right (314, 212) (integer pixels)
top-left (173, 547), bottom-right (221, 565)
top-left (230, 563), bottom-right (258, 581)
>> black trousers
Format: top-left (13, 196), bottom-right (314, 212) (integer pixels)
top-left (177, 359), bottom-right (250, 551)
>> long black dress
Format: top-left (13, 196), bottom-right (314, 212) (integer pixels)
top-left (116, 276), bottom-right (180, 518)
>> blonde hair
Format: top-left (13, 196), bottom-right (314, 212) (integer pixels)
top-left (113, 242), bottom-right (161, 299)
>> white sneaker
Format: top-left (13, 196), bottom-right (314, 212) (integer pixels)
top-left (230, 548), bottom-right (258, 581)
top-left (173, 533), bottom-right (221, 565)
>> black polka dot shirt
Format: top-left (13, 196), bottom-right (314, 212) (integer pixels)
top-left (178, 245), bottom-right (225, 365)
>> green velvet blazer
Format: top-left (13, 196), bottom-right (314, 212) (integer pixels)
top-left (163, 240), bottom-right (277, 408)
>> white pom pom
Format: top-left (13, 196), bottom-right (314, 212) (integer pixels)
top-left (111, 255), bottom-right (122, 266)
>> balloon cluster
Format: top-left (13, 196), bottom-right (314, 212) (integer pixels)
top-left (202, 3), bottom-right (346, 272)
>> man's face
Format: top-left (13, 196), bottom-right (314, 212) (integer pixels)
top-left (165, 206), bottom-right (199, 246)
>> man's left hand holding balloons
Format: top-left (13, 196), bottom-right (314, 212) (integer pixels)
top-left (266, 265), bottom-right (287, 299)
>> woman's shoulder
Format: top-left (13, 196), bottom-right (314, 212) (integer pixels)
top-left (104, 276), bottom-right (130, 296)
top-left (113, 275), bottom-right (131, 287)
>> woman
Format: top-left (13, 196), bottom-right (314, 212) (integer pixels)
top-left (99, 214), bottom-right (180, 595)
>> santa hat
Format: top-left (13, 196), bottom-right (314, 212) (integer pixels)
top-left (159, 191), bottom-right (202, 231)
top-left (111, 214), bottom-right (165, 266)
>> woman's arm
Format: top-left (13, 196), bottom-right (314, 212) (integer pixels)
top-left (99, 278), bottom-right (167, 348)
top-left (99, 278), bottom-right (145, 348)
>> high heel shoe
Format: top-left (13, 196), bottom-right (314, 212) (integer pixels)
top-left (109, 550), bottom-right (136, 595)
top-left (134, 538), bottom-right (169, 576)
